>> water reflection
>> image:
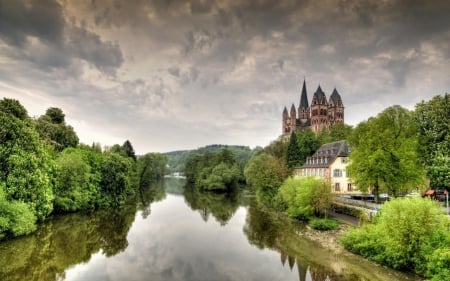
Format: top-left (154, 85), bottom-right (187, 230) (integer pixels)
top-left (244, 200), bottom-right (337, 281)
top-left (183, 185), bottom-right (240, 225)
top-left (0, 181), bottom-right (165, 281)
top-left (0, 207), bottom-right (135, 281)
top-left (136, 180), bottom-right (166, 219)
top-left (0, 180), bottom-right (421, 281)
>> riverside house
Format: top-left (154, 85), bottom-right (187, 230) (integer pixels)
top-left (295, 140), bottom-right (358, 194)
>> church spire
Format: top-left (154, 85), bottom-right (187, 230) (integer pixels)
top-left (299, 79), bottom-right (309, 110)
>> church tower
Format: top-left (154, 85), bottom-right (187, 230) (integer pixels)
top-left (281, 78), bottom-right (344, 135)
top-left (298, 79), bottom-right (310, 121)
top-left (310, 85), bottom-right (328, 133)
top-left (282, 106), bottom-right (289, 133)
top-left (290, 103), bottom-right (296, 133)
top-left (328, 88), bottom-right (344, 127)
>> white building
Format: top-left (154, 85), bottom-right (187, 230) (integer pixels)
top-left (294, 140), bottom-right (357, 194)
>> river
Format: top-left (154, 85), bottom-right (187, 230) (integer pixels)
top-left (0, 178), bottom-right (421, 281)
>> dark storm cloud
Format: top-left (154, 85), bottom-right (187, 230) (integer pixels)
top-left (1, 0), bottom-right (449, 153)
top-left (0, 0), bottom-right (64, 46)
top-left (0, 0), bottom-right (123, 76)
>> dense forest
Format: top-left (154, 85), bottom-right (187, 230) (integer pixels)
top-left (0, 98), bottom-right (167, 241)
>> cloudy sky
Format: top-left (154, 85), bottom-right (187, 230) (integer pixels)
top-left (1, 0), bottom-right (449, 154)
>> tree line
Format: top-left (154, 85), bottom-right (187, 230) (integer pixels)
top-left (0, 98), bottom-right (167, 240)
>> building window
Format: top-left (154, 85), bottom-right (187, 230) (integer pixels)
top-left (335, 183), bottom-right (340, 192)
top-left (333, 169), bottom-right (342, 177)
top-left (341, 157), bottom-right (347, 163)
top-left (347, 183), bottom-right (353, 192)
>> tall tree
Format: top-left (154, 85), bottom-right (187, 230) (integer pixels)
top-left (0, 98), bottom-right (54, 223)
top-left (122, 140), bottom-right (137, 161)
top-left (36, 107), bottom-right (78, 151)
top-left (285, 132), bottom-right (302, 169)
top-left (415, 93), bottom-right (450, 189)
top-left (297, 129), bottom-right (320, 164)
top-left (347, 106), bottom-right (424, 201)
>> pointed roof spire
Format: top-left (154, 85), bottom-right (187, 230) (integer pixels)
top-left (299, 79), bottom-right (309, 110)
top-left (283, 106), bottom-right (288, 117)
top-left (329, 88), bottom-right (343, 106)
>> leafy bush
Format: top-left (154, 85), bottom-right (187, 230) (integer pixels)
top-left (426, 248), bottom-right (450, 281)
top-left (309, 218), bottom-right (341, 230)
top-left (244, 152), bottom-right (288, 205)
top-left (278, 177), bottom-right (333, 220)
top-left (340, 197), bottom-right (450, 278)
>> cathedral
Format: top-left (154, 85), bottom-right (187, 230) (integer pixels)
top-left (282, 80), bottom-right (344, 134)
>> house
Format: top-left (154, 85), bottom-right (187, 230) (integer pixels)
top-left (294, 140), bottom-right (357, 194)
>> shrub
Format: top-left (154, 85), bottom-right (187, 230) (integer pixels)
top-left (309, 218), bottom-right (340, 231)
top-left (278, 176), bottom-right (333, 220)
top-left (340, 197), bottom-right (450, 278)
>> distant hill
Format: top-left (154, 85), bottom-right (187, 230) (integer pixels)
top-left (164, 144), bottom-right (261, 174)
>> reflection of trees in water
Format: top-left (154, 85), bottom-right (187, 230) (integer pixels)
top-left (0, 206), bottom-right (135, 281)
top-left (164, 177), bottom-right (186, 195)
top-left (0, 182), bottom-right (166, 281)
top-left (183, 185), bottom-right (240, 226)
top-left (137, 180), bottom-right (166, 219)
top-left (243, 200), bottom-right (338, 281)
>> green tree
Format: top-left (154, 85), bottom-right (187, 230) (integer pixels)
top-left (341, 197), bottom-right (450, 278)
top-left (53, 148), bottom-right (100, 212)
top-left (296, 129), bottom-right (320, 165)
top-left (244, 152), bottom-right (288, 206)
top-left (286, 132), bottom-right (302, 170)
top-left (137, 153), bottom-right (167, 189)
top-left (45, 107), bottom-right (65, 124)
top-left (427, 156), bottom-right (450, 190)
top-left (36, 107), bottom-right (79, 151)
top-left (347, 106), bottom-right (424, 200)
top-left (122, 140), bottom-right (137, 161)
top-left (415, 93), bottom-right (450, 189)
top-left (0, 98), bottom-right (54, 222)
top-left (98, 153), bottom-right (134, 207)
top-left (278, 177), bottom-right (333, 220)
top-left (318, 123), bottom-right (353, 144)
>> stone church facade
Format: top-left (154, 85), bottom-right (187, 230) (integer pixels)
top-left (282, 80), bottom-right (344, 134)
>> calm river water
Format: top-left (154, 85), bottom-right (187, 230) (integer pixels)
top-left (0, 179), bottom-right (421, 281)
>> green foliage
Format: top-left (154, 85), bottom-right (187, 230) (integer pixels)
top-left (415, 94), bottom-right (450, 190)
top-left (278, 177), bottom-right (333, 220)
top-left (36, 107), bottom-right (79, 151)
top-left (317, 123), bottom-right (353, 144)
top-left (244, 152), bottom-right (288, 205)
top-left (45, 107), bottom-right (65, 124)
top-left (427, 155), bottom-right (450, 190)
top-left (122, 140), bottom-right (137, 161)
top-left (165, 144), bottom-right (255, 175)
top-left (296, 129), bottom-right (321, 165)
top-left (0, 184), bottom-right (37, 239)
top-left (340, 197), bottom-right (450, 278)
top-left (98, 152), bottom-right (134, 207)
top-left (53, 148), bottom-right (99, 212)
top-left (185, 149), bottom-right (241, 191)
top-left (0, 99), bottom-right (54, 222)
top-left (415, 93), bottom-right (450, 164)
top-left (426, 248), bottom-right (450, 281)
top-left (309, 218), bottom-right (340, 231)
top-left (286, 132), bottom-right (302, 169)
top-left (137, 153), bottom-right (167, 189)
top-left (347, 106), bottom-right (424, 199)
top-left (0, 98), bottom-right (28, 120)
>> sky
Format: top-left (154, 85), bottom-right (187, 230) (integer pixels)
top-left (0, 0), bottom-right (449, 154)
